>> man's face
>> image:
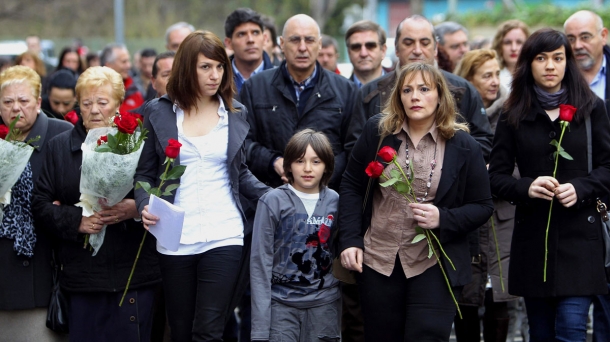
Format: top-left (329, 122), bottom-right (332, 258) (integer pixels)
top-left (48, 87), bottom-right (76, 116)
top-left (226, 22), bottom-right (265, 65)
top-left (281, 18), bottom-right (321, 74)
top-left (347, 30), bottom-right (386, 74)
top-left (106, 48), bottom-right (131, 80)
top-left (317, 46), bottom-right (338, 71)
top-left (565, 15), bottom-right (608, 71)
top-left (395, 19), bottom-right (437, 67)
top-left (167, 27), bottom-right (192, 52)
top-left (151, 57), bottom-right (174, 97)
top-left (441, 30), bottom-right (469, 67)
top-left (139, 56), bottom-right (155, 79)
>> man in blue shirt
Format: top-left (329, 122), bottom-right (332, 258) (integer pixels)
top-left (345, 20), bottom-right (387, 88)
top-left (565, 10), bottom-right (610, 342)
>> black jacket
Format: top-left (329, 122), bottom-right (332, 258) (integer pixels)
top-left (347, 69), bottom-right (494, 162)
top-left (0, 115), bottom-right (72, 310)
top-left (489, 97), bottom-right (610, 297)
top-left (602, 45), bottom-right (610, 115)
top-left (232, 51), bottom-right (275, 95)
top-left (239, 61), bottom-right (359, 190)
top-left (32, 119), bottom-right (160, 293)
top-left (338, 114), bottom-right (494, 287)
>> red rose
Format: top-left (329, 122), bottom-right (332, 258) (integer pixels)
top-left (133, 113), bottom-right (144, 125)
top-left (64, 110), bottom-right (78, 125)
top-left (377, 146), bottom-right (397, 163)
top-left (559, 104), bottom-right (576, 122)
top-left (365, 161), bottom-right (384, 178)
top-left (0, 125), bottom-right (8, 140)
top-left (165, 139), bottom-right (182, 159)
top-left (97, 135), bottom-right (108, 146)
top-left (114, 113), bottom-right (138, 134)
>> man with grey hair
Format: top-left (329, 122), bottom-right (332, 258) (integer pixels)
top-left (100, 43), bottom-right (144, 114)
top-left (565, 10), bottom-right (610, 342)
top-left (345, 20), bottom-right (387, 88)
top-left (435, 21), bottom-right (470, 72)
top-left (165, 22), bottom-right (195, 51)
top-left (318, 34), bottom-right (340, 73)
top-left (240, 13), bottom-right (357, 192)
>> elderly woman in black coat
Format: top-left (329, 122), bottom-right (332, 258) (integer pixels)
top-left (33, 66), bottom-right (160, 342)
top-left (489, 28), bottom-right (610, 341)
top-left (0, 66), bottom-right (72, 341)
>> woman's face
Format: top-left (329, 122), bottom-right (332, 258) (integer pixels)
top-left (531, 45), bottom-right (566, 94)
top-left (0, 82), bottom-right (41, 136)
top-left (502, 28), bottom-right (527, 69)
top-left (196, 53), bottom-right (224, 98)
top-left (62, 52), bottom-right (80, 72)
top-left (400, 72), bottom-right (439, 127)
top-left (471, 58), bottom-right (501, 107)
top-left (19, 56), bottom-right (36, 70)
top-left (79, 84), bottom-right (119, 131)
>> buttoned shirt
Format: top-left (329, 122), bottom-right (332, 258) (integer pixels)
top-left (287, 64), bottom-right (318, 101)
top-left (590, 55), bottom-right (607, 100)
top-left (364, 121), bottom-right (446, 277)
top-left (232, 58), bottom-right (265, 93)
top-left (159, 96), bottom-right (244, 255)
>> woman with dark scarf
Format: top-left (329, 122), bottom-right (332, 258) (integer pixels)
top-left (489, 28), bottom-right (610, 341)
top-left (0, 66), bottom-right (72, 341)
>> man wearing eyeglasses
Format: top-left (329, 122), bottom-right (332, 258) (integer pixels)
top-left (565, 10), bottom-right (610, 342)
top-left (240, 13), bottom-right (358, 191)
top-left (345, 20), bottom-right (387, 88)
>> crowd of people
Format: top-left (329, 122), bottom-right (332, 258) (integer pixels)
top-left (1, 6), bottom-right (610, 342)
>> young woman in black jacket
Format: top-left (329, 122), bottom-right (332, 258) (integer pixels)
top-left (489, 28), bottom-right (610, 341)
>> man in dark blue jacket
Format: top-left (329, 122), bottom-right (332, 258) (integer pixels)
top-left (240, 14), bottom-right (358, 191)
top-left (224, 8), bottom-right (275, 94)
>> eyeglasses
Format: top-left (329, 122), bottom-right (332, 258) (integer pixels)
top-left (348, 42), bottom-right (379, 52)
top-left (286, 36), bottom-right (318, 45)
top-left (567, 30), bottom-right (601, 44)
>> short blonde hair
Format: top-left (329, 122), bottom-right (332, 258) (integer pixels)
top-left (0, 65), bottom-right (42, 99)
top-left (454, 49), bottom-right (498, 82)
top-left (380, 63), bottom-right (469, 139)
top-left (75, 66), bottom-right (125, 105)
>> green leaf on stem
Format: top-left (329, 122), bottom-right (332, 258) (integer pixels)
top-left (415, 226), bottom-right (424, 234)
top-left (162, 183), bottom-right (180, 194)
top-left (412, 234), bottom-right (427, 243)
top-left (559, 150), bottom-right (573, 160)
top-left (409, 160), bottom-right (414, 180)
top-left (164, 165), bottom-right (187, 180)
top-left (135, 181), bottom-right (152, 193)
top-left (107, 133), bottom-right (118, 149)
top-left (395, 181), bottom-right (409, 193)
top-left (379, 177), bottom-right (399, 187)
top-left (390, 169), bottom-right (401, 180)
top-left (428, 245), bottom-right (433, 258)
top-left (549, 139), bottom-right (559, 148)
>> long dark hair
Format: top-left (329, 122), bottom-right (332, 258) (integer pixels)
top-left (166, 30), bottom-right (236, 112)
top-left (55, 47), bottom-right (84, 74)
top-left (505, 28), bottom-right (596, 127)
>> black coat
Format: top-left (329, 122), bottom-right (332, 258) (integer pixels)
top-left (239, 61), bottom-right (359, 190)
top-left (338, 114), bottom-right (494, 287)
top-left (32, 119), bottom-right (160, 293)
top-left (0, 114), bottom-right (72, 310)
top-left (346, 69), bottom-right (494, 162)
top-left (489, 97), bottom-right (610, 297)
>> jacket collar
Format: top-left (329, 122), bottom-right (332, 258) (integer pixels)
top-left (26, 113), bottom-right (49, 151)
top-left (363, 70), bottom-right (396, 104)
top-left (69, 118), bottom-right (88, 152)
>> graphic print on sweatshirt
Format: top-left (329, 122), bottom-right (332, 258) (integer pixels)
top-left (272, 213), bottom-right (334, 291)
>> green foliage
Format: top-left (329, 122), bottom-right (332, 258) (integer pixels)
top-left (453, 2), bottom-right (610, 28)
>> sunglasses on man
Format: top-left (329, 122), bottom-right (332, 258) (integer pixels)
top-left (348, 42), bottom-right (380, 52)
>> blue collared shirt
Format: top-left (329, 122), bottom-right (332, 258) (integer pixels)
top-left (590, 55), bottom-right (607, 100)
top-left (352, 69), bottom-right (386, 89)
top-left (287, 64), bottom-right (317, 101)
top-left (232, 59), bottom-right (265, 93)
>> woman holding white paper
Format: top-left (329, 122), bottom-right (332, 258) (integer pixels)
top-left (32, 66), bottom-right (160, 341)
top-left (135, 31), bottom-right (269, 342)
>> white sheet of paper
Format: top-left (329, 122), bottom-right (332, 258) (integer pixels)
top-left (147, 194), bottom-right (185, 252)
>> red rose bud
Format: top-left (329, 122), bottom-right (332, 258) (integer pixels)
top-left (165, 139), bottom-right (182, 159)
top-left (114, 113), bottom-right (138, 134)
top-left (0, 125), bottom-right (8, 140)
top-left (64, 110), bottom-right (78, 125)
top-left (559, 104), bottom-right (576, 122)
top-left (365, 161), bottom-right (384, 178)
top-left (97, 135), bottom-right (108, 146)
top-left (377, 146), bottom-right (397, 162)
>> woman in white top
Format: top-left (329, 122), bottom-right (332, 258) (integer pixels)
top-left (492, 20), bottom-right (530, 91)
top-left (135, 31), bottom-right (269, 342)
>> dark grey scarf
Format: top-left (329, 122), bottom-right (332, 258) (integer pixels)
top-left (0, 162), bottom-right (36, 257)
top-left (534, 84), bottom-right (568, 110)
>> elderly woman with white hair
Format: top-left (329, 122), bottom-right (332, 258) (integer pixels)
top-left (33, 66), bottom-right (160, 342)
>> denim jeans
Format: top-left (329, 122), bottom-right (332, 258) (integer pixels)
top-left (593, 284), bottom-right (610, 342)
top-left (525, 296), bottom-right (594, 342)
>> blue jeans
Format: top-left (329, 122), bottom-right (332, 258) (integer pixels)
top-left (593, 284), bottom-right (610, 342)
top-left (525, 296), bottom-right (594, 342)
